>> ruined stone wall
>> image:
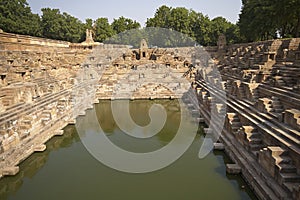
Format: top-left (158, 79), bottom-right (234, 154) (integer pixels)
top-left (196, 38), bottom-right (300, 199)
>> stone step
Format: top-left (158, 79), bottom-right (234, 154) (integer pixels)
top-left (248, 131), bottom-right (261, 139)
top-left (250, 144), bottom-right (263, 151)
top-left (243, 125), bottom-right (257, 131)
top-left (278, 163), bottom-right (297, 173)
top-left (231, 121), bottom-right (242, 127)
top-left (280, 173), bottom-right (300, 183)
top-left (273, 108), bottom-right (284, 113)
top-left (277, 155), bottom-right (292, 164)
top-left (248, 138), bottom-right (262, 145)
top-left (19, 124), bottom-right (31, 130)
top-left (283, 182), bottom-right (299, 193)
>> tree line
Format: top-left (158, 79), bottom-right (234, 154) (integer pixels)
top-left (238, 0), bottom-right (300, 41)
top-left (0, 0), bottom-right (299, 45)
top-left (0, 0), bottom-right (140, 43)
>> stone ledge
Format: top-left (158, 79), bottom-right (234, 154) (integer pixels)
top-left (226, 164), bottom-right (241, 174)
top-left (0, 166), bottom-right (19, 177)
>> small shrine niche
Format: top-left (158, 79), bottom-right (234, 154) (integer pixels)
top-left (139, 39), bottom-right (148, 59)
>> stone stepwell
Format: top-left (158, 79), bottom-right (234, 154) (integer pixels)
top-left (195, 38), bottom-right (300, 200)
top-left (0, 31), bottom-right (299, 199)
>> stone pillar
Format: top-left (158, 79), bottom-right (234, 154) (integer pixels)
top-left (85, 29), bottom-right (94, 44)
top-left (217, 34), bottom-right (227, 51)
top-left (139, 39), bottom-right (148, 59)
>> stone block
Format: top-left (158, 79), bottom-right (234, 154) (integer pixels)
top-left (226, 164), bottom-right (241, 174)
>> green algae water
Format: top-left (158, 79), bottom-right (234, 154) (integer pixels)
top-left (0, 100), bottom-right (257, 200)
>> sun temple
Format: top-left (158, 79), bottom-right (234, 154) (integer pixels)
top-left (0, 30), bottom-right (299, 200)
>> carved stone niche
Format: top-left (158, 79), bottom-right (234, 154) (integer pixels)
top-left (139, 39), bottom-right (148, 60)
top-left (0, 73), bottom-right (7, 85)
top-left (263, 51), bottom-right (277, 62)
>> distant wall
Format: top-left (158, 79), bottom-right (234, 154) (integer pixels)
top-left (0, 32), bottom-right (70, 51)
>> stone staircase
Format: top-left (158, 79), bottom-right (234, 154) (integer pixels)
top-left (258, 147), bottom-right (300, 192)
top-left (238, 84), bottom-right (246, 99)
top-left (226, 113), bottom-right (242, 134)
top-left (41, 110), bottom-right (52, 125)
top-left (237, 125), bottom-right (263, 155)
top-left (272, 63), bottom-right (300, 87)
top-left (257, 97), bottom-right (273, 113)
top-left (18, 116), bottom-right (33, 139)
top-left (269, 96), bottom-right (284, 120)
top-left (251, 87), bottom-right (259, 101)
top-left (284, 109), bottom-right (300, 130)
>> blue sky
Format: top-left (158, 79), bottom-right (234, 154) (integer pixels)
top-left (27, 0), bottom-right (242, 25)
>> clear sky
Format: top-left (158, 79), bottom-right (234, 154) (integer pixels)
top-left (27, 0), bottom-right (242, 26)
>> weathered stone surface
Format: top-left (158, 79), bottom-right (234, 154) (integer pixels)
top-left (226, 164), bottom-right (241, 174)
top-left (34, 144), bottom-right (47, 152)
top-left (214, 143), bottom-right (225, 150)
top-left (0, 31), bottom-right (300, 200)
top-left (1, 166), bottom-right (19, 176)
top-left (196, 37), bottom-right (300, 199)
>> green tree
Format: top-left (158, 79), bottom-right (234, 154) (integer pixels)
top-left (168, 7), bottom-right (191, 35)
top-left (146, 5), bottom-right (241, 46)
top-left (146, 5), bottom-right (172, 28)
top-left (272, 0), bottom-right (300, 38)
top-left (188, 10), bottom-right (211, 45)
top-left (41, 8), bottom-right (64, 40)
top-left (41, 8), bottom-right (84, 42)
top-left (94, 17), bottom-right (115, 42)
top-left (62, 12), bottom-right (84, 42)
top-left (238, 0), bottom-right (300, 41)
top-left (238, 0), bottom-right (276, 42)
top-left (85, 18), bottom-right (93, 30)
top-left (0, 0), bottom-right (42, 36)
top-left (209, 17), bottom-right (238, 45)
top-left (225, 24), bottom-right (241, 44)
top-left (111, 16), bottom-right (140, 34)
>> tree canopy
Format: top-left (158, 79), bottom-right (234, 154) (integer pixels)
top-left (1, 0), bottom-right (299, 45)
top-left (94, 17), bottom-right (115, 42)
top-left (41, 8), bottom-right (84, 42)
top-left (111, 16), bottom-right (140, 34)
top-left (0, 0), bottom-right (41, 36)
top-left (146, 6), bottom-right (240, 46)
top-left (0, 0), bottom-right (140, 43)
top-left (238, 0), bottom-right (300, 42)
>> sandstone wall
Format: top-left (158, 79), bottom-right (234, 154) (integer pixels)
top-left (195, 38), bottom-right (300, 199)
top-left (1, 31), bottom-right (300, 200)
top-left (0, 32), bottom-right (97, 178)
top-left (0, 32), bottom-right (71, 51)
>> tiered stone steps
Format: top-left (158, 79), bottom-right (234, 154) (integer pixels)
top-left (227, 113), bottom-right (242, 134)
top-left (239, 126), bottom-right (263, 154)
top-left (285, 109), bottom-right (300, 130)
top-left (196, 79), bottom-right (300, 152)
top-left (258, 147), bottom-right (300, 192)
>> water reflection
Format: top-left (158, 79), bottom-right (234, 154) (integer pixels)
top-left (0, 100), bottom-right (257, 200)
top-left (0, 125), bottom-right (79, 200)
top-left (93, 100), bottom-right (181, 151)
